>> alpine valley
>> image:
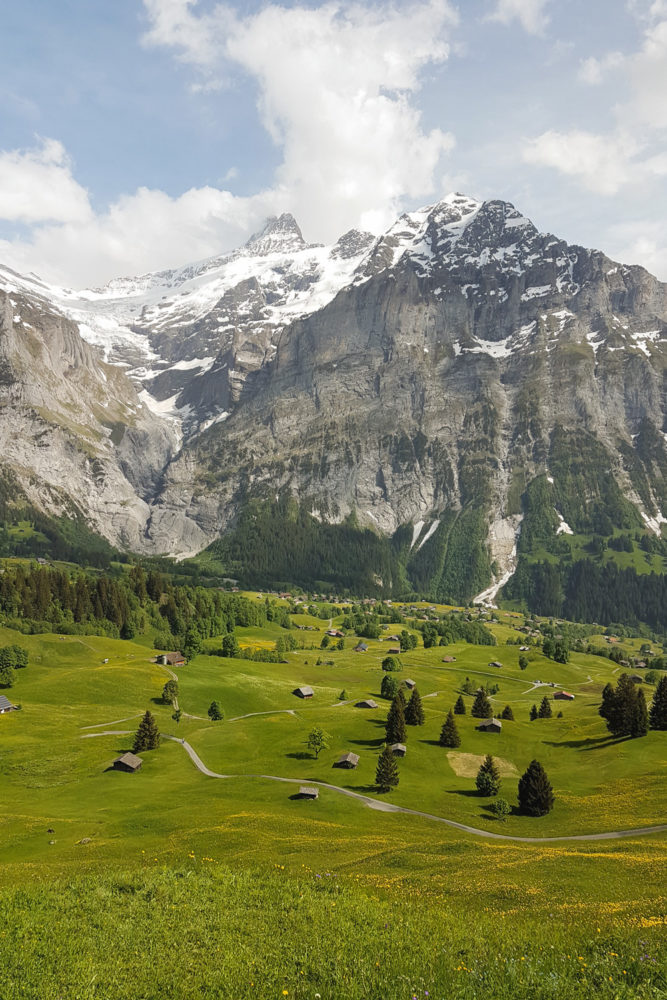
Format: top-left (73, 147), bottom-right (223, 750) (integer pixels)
top-left (1, 193), bottom-right (666, 621)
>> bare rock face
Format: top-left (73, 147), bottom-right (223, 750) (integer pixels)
top-left (0, 193), bottom-right (665, 593)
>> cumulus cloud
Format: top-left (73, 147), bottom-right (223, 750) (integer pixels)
top-left (0, 0), bottom-right (458, 286)
top-left (0, 138), bottom-right (92, 224)
top-left (485, 0), bottom-right (551, 35)
top-left (525, 6), bottom-right (667, 197)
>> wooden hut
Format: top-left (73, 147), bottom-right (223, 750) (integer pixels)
top-left (389, 743), bottom-right (406, 757)
top-left (476, 718), bottom-right (502, 733)
top-left (355, 699), bottom-right (378, 709)
top-left (334, 751), bottom-right (360, 769)
top-left (293, 685), bottom-right (314, 699)
top-left (112, 752), bottom-right (143, 773)
top-left (297, 786), bottom-right (319, 799)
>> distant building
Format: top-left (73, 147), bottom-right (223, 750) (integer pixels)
top-left (404, 679), bottom-right (416, 689)
top-left (297, 786), bottom-right (319, 799)
top-left (489, 661), bottom-right (503, 669)
top-left (355, 699), bottom-right (378, 709)
top-left (293, 686), bottom-right (314, 699)
top-left (476, 718), bottom-right (502, 733)
top-left (441, 655), bottom-right (456, 663)
top-left (389, 743), bottom-right (406, 757)
top-left (112, 752), bottom-right (143, 772)
top-left (326, 629), bottom-right (344, 638)
top-left (388, 647), bottom-right (400, 654)
top-left (554, 691), bottom-right (575, 701)
top-left (0, 695), bottom-right (17, 714)
top-left (333, 751), bottom-right (360, 769)
top-left (354, 643), bottom-right (369, 653)
top-left (159, 652), bottom-right (186, 667)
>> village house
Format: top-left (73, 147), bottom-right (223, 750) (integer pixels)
top-left (354, 642), bottom-right (369, 653)
top-left (333, 751), bottom-right (360, 769)
top-left (476, 718), bottom-right (502, 733)
top-left (112, 752), bottom-right (143, 773)
top-left (159, 652), bottom-right (186, 667)
top-left (554, 691), bottom-right (575, 700)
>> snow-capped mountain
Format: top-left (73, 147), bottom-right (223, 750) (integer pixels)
top-left (1, 193), bottom-right (666, 593)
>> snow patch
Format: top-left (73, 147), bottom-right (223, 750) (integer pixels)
top-left (642, 511), bottom-right (667, 536)
top-left (410, 520), bottom-right (425, 549)
top-left (417, 519), bottom-right (440, 550)
top-left (556, 510), bottom-right (573, 535)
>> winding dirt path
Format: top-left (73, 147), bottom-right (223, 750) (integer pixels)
top-left (81, 730), bottom-right (667, 844)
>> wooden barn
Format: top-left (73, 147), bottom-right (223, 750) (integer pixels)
top-left (293, 686), bottom-right (314, 699)
top-left (112, 752), bottom-right (143, 773)
top-left (333, 752), bottom-right (360, 769)
top-left (476, 718), bottom-right (502, 733)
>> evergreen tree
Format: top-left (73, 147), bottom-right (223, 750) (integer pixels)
top-left (207, 701), bottom-right (224, 721)
top-left (381, 674), bottom-right (399, 700)
top-left (454, 694), bottom-right (466, 715)
top-left (439, 709), bottom-right (460, 748)
top-left (375, 745), bottom-right (399, 792)
top-left (631, 688), bottom-right (649, 737)
top-left (529, 704), bottom-right (538, 721)
top-left (475, 754), bottom-right (501, 796)
top-left (538, 695), bottom-right (552, 718)
top-left (386, 694), bottom-right (407, 744)
top-left (133, 711), bottom-right (160, 753)
top-left (517, 759), bottom-right (554, 816)
top-left (162, 679), bottom-right (179, 705)
top-left (405, 687), bottom-right (425, 725)
top-left (518, 655), bottom-right (528, 670)
top-left (649, 675), bottom-right (667, 730)
top-left (471, 688), bottom-right (492, 718)
top-left (171, 709), bottom-right (182, 724)
top-left (501, 704), bottom-right (514, 720)
top-left (599, 673), bottom-right (650, 738)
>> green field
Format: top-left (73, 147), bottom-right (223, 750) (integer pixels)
top-left (1, 604), bottom-right (666, 998)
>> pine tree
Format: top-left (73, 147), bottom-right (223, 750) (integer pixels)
top-left (538, 695), bottom-right (552, 718)
top-left (133, 710), bottom-right (160, 752)
top-left (439, 709), bottom-right (460, 748)
top-left (476, 754), bottom-right (501, 796)
top-left (631, 688), bottom-right (649, 737)
top-left (501, 704), bottom-right (514, 720)
top-left (471, 688), bottom-right (492, 718)
top-left (386, 694), bottom-right (407, 744)
top-left (649, 675), bottom-right (667, 730)
top-left (454, 694), bottom-right (466, 715)
top-left (207, 701), bottom-right (224, 721)
top-left (375, 745), bottom-right (399, 792)
top-left (517, 759), bottom-right (554, 816)
top-left (529, 703), bottom-right (538, 721)
top-left (405, 687), bottom-right (425, 725)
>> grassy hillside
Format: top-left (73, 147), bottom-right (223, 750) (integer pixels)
top-left (1, 600), bottom-right (665, 998)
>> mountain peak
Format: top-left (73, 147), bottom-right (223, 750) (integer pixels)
top-left (245, 213), bottom-right (307, 256)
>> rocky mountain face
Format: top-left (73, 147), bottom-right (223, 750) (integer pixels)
top-left (1, 194), bottom-right (666, 596)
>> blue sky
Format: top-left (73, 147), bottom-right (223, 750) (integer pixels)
top-left (1, 0), bottom-right (666, 285)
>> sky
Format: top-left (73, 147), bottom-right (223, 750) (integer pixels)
top-left (1, 0), bottom-right (667, 287)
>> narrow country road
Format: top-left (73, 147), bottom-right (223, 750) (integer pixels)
top-left (81, 731), bottom-right (667, 844)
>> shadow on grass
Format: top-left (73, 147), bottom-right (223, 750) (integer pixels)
top-left (150, 698), bottom-right (170, 708)
top-left (543, 735), bottom-right (632, 751)
top-left (285, 752), bottom-right (313, 761)
top-left (445, 789), bottom-right (483, 798)
top-left (419, 739), bottom-right (443, 747)
top-left (347, 737), bottom-right (384, 748)
top-left (348, 784), bottom-right (382, 795)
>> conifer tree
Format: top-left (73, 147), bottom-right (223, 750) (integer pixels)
top-left (538, 695), bottom-right (552, 718)
top-left (501, 704), bottom-right (514, 720)
top-left (471, 688), bottom-right (492, 718)
top-left (133, 710), bottom-right (160, 752)
top-left (454, 694), bottom-right (466, 715)
top-left (529, 703), bottom-right (538, 721)
top-left (649, 675), bottom-right (667, 730)
top-left (631, 687), bottom-right (649, 737)
top-left (405, 687), bottom-right (425, 725)
top-left (439, 709), bottom-right (460, 748)
top-left (207, 701), bottom-right (224, 721)
top-left (386, 694), bottom-right (407, 744)
top-left (475, 754), bottom-right (501, 796)
top-left (518, 759), bottom-right (554, 816)
top-left (375, 745), bottom-right (399, 792)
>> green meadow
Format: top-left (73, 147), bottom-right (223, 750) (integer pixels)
top-left (1, 602), bottom-right (665, 998)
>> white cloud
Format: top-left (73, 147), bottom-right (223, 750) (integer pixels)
top-left (0, 138), bottom-right (92, 224)
top-left (605, 218), bottom-right (667, 278)
top-left (0, 1), bottom-right (459, 286)
top-left (485, 0), bottom-right (550, 35)
top-left (522, 130), bottom-right (638, 195)
top-left (578, 51), bottom-right (625, 85)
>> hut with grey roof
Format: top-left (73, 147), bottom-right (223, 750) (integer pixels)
top-left (355, 698), bottom-right (378, 709)
top-left (0, 694), bottom-right (17, 714)
top-left (334, 751), bottom-right (360, 769)
top-left (476, 718), bottom-right (502, 733)
top-left (296, 786), bottom-right (319, 799)
top-left (389, 743), bottom-right (406, 757)
top-left (404, 679), bottom-right (416, 689)
top-left (293, 685), bottom-right (314, 698)
top-left (112, 752), bottom-right (143, 773)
